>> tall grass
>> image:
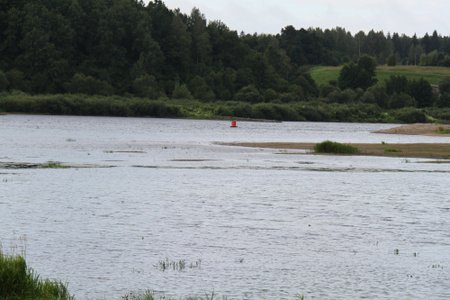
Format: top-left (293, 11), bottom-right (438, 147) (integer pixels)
top-left (314, 141), bottom-right (359, 154)
top-left (0, 252), bottom-right (73, 300)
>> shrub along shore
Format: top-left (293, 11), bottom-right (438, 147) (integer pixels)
top-left (0, 253), bottom-right (73, 300)
top-left (2, 92), bottom-right (450, 124)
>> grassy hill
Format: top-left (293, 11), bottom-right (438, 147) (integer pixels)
top-left (310, 65), bottom-right (450, 86)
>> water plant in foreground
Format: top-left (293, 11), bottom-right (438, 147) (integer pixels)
top-left (0, 252), bottom-right (73, 300)
top-left (314, 140), bottom-right (359, 154)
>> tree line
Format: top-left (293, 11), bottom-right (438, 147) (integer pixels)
top-left (1, 0), bottom-right (450, 104)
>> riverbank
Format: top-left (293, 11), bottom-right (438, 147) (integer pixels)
top-left (227, 142), bottom-right (450, 159)
top-left (2, 92), bottom-right (450, 123)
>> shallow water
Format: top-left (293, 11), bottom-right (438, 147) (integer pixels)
top-left (1, 115), bottom-right (450, 299)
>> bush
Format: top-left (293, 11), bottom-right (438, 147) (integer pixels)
top-left (0, 93), bottom-right (182, 118)
top-left (234, 85), bottom-right (262, 103)
top-left (5, 69), bottom-right (28, 92)
top-left (314, 140), bottom-right (359, 154)
top-left (360, 90), bottom-right (376, 104)
top-left (188, 76), bottom-right (215, 101)
top-left (439, 78), bottom-right (450, 94)
top-left (408, 78), bottom-right (433, 107)
top-left (263, 89), bottom-right (279, 102)
top-left (0, 70), bottom-right (9, 91)
top-left (328, 89), bottom-right (357, 103)
top-left (171, 83), bottom-right (193, 99)
top-left (0, 253), bottom-right (73, 300)
top-left (66, 73), bottom-right (113, 96)
top-left (319, 84), bottom-right (338, 97)
top-left (231, 103), bottom-right (253, 118)
top-left (392, 108), bottom-right (427, 123)
top-left (132, 74), bottom-right (161, 99)
top-left (387, 55), bottom-right (396, 66)
top-left (436, 94), bottom-right (450, 108)
top-left (389, 93), bottom-right (416, 109)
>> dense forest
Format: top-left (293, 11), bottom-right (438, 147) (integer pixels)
top-left (1, 0), bottom-right (450, 122)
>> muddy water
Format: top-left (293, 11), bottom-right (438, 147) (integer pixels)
top-left (1, 115), bottom-right (450, 299)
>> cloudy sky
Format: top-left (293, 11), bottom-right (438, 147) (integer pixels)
top-left (159, 0), bottom-right (449, 36)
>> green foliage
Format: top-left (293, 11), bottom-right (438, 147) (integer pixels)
top-left (392, 107), bottom-right (427, 123)
top-left (234, 85), bottom-right (262, 103)
top-left (0, 93), bottom-right (182, 118)
top-left (438, 78), bottom-right (450, 94)
top-left (188, 76), bottom-right (215, 101)
top-left (0, 253), bottom-right (73, 300)
top-left (66, 73), bottom-right (113, 96)
top-left (436, 78), bottom-right (450, 107)
top-left (132, 75), bottom-right (161, 99)
top-left (338, 56), bottom-right (377, 90)
top-left (312, 66), bottom-right (450, 86)
top-left (436, 94), bottom-right (450, 108)
top-left (319, 84), bottom-right (338, 97)
top-left (327, 89), bottom-right (357, 103)
top-left (389, 93), bottom-right (416, 109)
top-left (6, 70), bottom-right (29, 92)
top-left (387, 55), bottom-right (397, 66)
top-left (385, 75), bottom-right (408, 95)
top-left (314, 141), bottom-right (359, 154)
top-left (252, 103), bottom-right (301, 121)
top-left (0, 70), bottom-right (9, 91)
top-left (408, 78), bottom-right (433, 107)
top-left (172, 84), bottom-right (193, 100)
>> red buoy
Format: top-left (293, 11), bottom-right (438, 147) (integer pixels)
top-left (231, 120), bottom-right (237, 128)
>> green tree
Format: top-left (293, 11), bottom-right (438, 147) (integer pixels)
top-left (385, 75), bottom-right (408, 95)
top-left (171, 83), bottom-right (193, 99)
top-left (408, 78), bottom-right (433, 107)
top-left (338, 56), bottom-right (377, 90)
top-left (0, 70), bottom-right (9, 91)
top-left (188, 75), bottom-right (215, 101)
top-left (234, 85), bottom-right (262, 103)
top-left (387, 54), bottom-right (396, 66)
top-left (166, 12), bottom-right (191, 79)
top-left (188, 8), bottom-right (211, 72)
top-left (438, 78), bottom-right (450, 94)
top-left (66, 73), bottom-right (113, 95)
top-left (389, 92), bottom-right (416, 109)
top-left (5, 69), bottom-right (28, 92)
top-left (132, 74), bottom-right (161, 98)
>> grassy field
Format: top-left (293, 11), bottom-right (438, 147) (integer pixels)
top-left (310, 65), bottom-right (450, 86)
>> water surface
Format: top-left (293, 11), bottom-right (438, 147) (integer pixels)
top-left (1, 115), bottom-right (449, 299)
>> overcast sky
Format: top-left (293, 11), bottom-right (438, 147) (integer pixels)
top-left (157, 0), bottom-right (449, 36)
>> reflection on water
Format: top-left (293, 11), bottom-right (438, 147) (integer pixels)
top-left (1, 115), bottom-right (450, 299)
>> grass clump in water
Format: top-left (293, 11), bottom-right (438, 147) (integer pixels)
top-left (0, 252), bottom-right (73, 300)
top-left (384, 148), bottom-right (402, 153)
top-left (314, 140), bottom-right (359, 154)
top-left (39, 161), bottom-right (69, 169)
top-left (156, 258), bottom-right (202, 272)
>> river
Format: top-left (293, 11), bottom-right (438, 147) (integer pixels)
top-left (1, 115), bottom-right (450, 299)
